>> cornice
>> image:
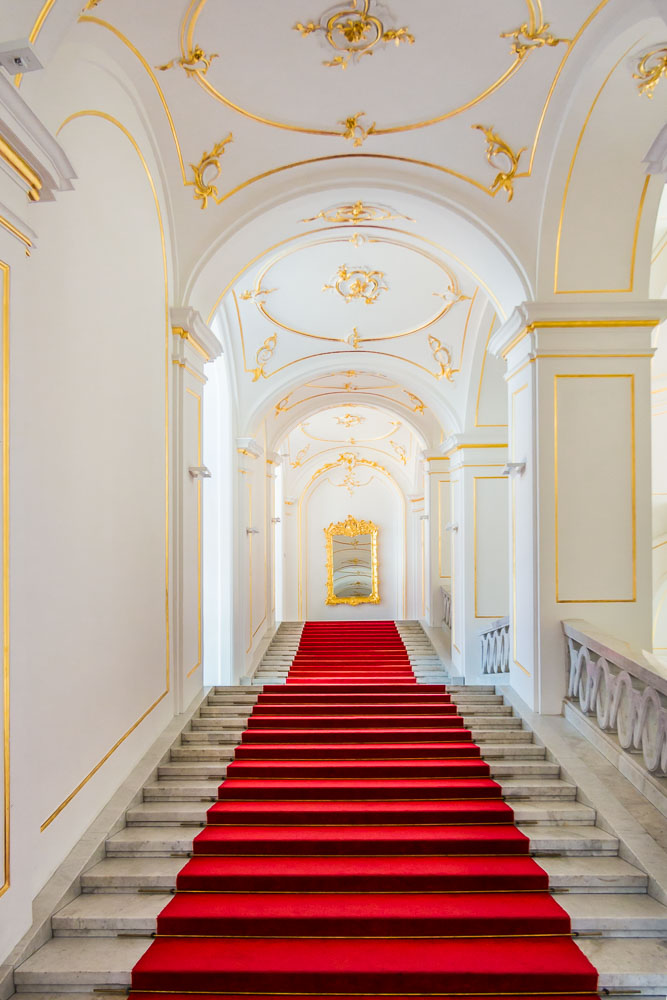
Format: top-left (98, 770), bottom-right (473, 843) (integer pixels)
top-left (0, 70), bottom-right (75, 202)
top-left (490, 300), bottom-right (667, 359)
top-left (170, 306), bottom-right (222, 362)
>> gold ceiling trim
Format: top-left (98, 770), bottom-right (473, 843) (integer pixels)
top-left (390, 439), bottom-right (408, 465)
top-left (500, 0), bottom-right (568, 58)
top-left (250, 333), bottom-right (278, 381)
top-left (295, 0), bottom-right (414, 71)
top-left (287, 441), bottom-right (412, 472)
top-left (634, 47), bottom-right (667, 98)
top-left (428, 335), bottom-right (454, 382)
top-left (472, 126), bottom-right (526, 202)
top-left (323, 264), bottom-right (388, 305)
top-left (275, 388), bottom-right (427, 417)
top-left (158, 45), bottom-right (218, 77)
top-left (290, 443), bottom-right (310, 469)
top-left (178, 0), bottom-right (562, 141)
top-left (301, 201), bottom-right (414, 225)
top-left (244, 231), bottom-right (473, 345)
top-left (0, 216), bottom-right (32, 257)
top-left (554, 42), bottom-right (650, 294)
top-left (298, 415), bottom-right (401, 444)
top-left (334, 412), bottom-right (365, 427)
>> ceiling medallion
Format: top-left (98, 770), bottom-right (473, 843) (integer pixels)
top-left (250, 334), bottom-right (277, 381)
top-left (634, 48), bottom-right (667, 98)
top-left (333, 453), bottom-right (373, 494)
top-left (187, 134), bottom-right (234, 209)
top-left (472, 125), bottom-right (526, 202)
top-left (334, 413), bottom-right (365, 428)
top-left (323, 265), bottom-right (388, 305)
top-left (300, 200), bottom-right (415, 225)
top-left (294, 0), bottom-right (414, 71)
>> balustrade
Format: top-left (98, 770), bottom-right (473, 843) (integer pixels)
top-left (479, 617), bottom-right (510, 675)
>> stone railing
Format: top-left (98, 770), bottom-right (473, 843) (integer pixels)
top-left (479, 617), bottom-right (510, 674)
top-left (563, 619), bottom-right (667, 776)
top-left (440, 585), bottom-right (452, 630)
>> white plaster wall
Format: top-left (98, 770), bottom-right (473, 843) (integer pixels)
top-left (0, 59), bottom-right (181, 963)
top-left (288, 473), bottom-right (405, 621)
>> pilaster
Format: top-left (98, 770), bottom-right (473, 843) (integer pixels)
top-left (424, 455), bottom-right (451, 629)
top-left (443, 436), bottom-right (509, 683)
top-left (170, 307), bottom-right (222, 709)
top-left (490, 300), bottom-right (667, 713)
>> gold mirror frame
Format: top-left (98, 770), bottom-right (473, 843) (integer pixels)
top-left (324, 514), bottom-right (380, 606)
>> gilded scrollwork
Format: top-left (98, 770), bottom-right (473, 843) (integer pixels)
top-left (428, 335), bottom-right (454, 381)
top-left (290, 443), bottom-right (310, 469)
top-left (325, 512), bottom-right (380, 606)
top-left (340, 112), bottom-right (376, 146)
top-left (500, 1), bottom-right (567, 58)
top-left (323, 265), bottom-right (388, 305)
top-left (186, 134), bottom-right (234, 209)
top-left (240, 285), bottom-right (277, 303)
top-left (472, 125), bottom-right (526, 202)
top-left (249, 334), bottom-right (278, 381)
top-left (300, 200), bottom-right (414, 225)
top-left (390, 439), bottom-right (408, 465)
top-left (634, 47), bottom-right (667, 98)
top-left (295, 1), bottom-right (414, 71)
top-left (334, 412), bottom-right (365, 428)
top-left (405, 391), bottom-right (425, 413)
top-left (158, 45), bottom-right (219, 76)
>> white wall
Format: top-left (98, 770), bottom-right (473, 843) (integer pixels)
top-left (0, 54), bottom-right (184, 963)
top-left (286, 472), bottom-right (405, 621)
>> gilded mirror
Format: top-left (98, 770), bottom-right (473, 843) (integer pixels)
top-left (324, 515), bottom-right (379, 606)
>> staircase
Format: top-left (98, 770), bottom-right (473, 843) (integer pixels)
top-left (8, 630), bottom-right (667, 996)
top-left (250, 621), bottom-right (303, 684)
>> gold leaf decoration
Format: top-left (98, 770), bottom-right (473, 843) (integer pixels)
top-left (405, 391), bottom-right (425, 413)
top-left (187, 134), bottom-right (233, 209)
top-left (634, 48), bottom-right (667, 98)
top-left (157, 45), bottom-right (219, 76)
top-left (390, 440), bottom-right (408, 465)
top-left (340, 112), bottom-right (376, 146)
top-left (291, 444), bottom-right (310, 469)
top-left (428, 335), bottom-right (454, 381)
top-left (295, 1), bottom-right (414, 70)
top-left (250, 334), bottom-right (278, 381)
top-left (500, 4), bottom-right (567, 58)
top-left (323, 265), bottom-right (388, 304)
top-left (472, 125), bottom-right (526, 202)
top-left (301, 200), bottom-right (415, 225)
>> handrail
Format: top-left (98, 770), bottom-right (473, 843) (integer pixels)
top-left (479, 616), bottom-right (510, 674)
top-left (563, 619), bottom-right (667, 776)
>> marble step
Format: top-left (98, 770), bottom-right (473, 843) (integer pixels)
top-left (107, 821), bottom-right (616, 857)
top-left (168, 743), bottom-right (546, 763)
top-left (181, 730), bottom-right (243, 744)
top-left (21, 925), bottom-right (667, 992)
top-left (50, 889), bottom-right (667, 938)
top-left (144, 774), bottom-right (576, 802)
top-left (207, 695), bottom-right (259, 705)
top-left (155, 758), bottom-right (560, 780)
top-left (80, 854), bottom-right (649, 895)
top-left (125, 797), bottom-right (594, 827)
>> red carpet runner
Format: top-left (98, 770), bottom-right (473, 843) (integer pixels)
top-left (132, 620), bottom-right (600, 998)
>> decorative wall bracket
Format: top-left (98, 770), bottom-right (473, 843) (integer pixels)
top-left (472, 125), bottom-right (526, 202)
top-left (295, 1), bottom-right (414, 70)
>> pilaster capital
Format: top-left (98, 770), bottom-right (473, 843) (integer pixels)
top-left (442, 434), bottom-right (507, 473)
top-left (170, 307), bottom-right (222, 365)
top-left (490, 300), bottom-right (667, 363)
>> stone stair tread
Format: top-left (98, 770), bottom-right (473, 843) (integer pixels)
top-left (498, 778), bottom-right (574, 796)
top-left (127, 801), bottom-right (208, 823)
top-left (14, 937), bottom-right (150, 986)
top-left (82, 857), bottom-right (184, 889)
top-left (563, 892), bottom-right (667, 930)
top-left (578, 936), bottom-right (667, 987)
top-left (53, 892), bottom-right (169, 929)
top-left (516, 824), bottom-right (618, 852)
top-left (540, 855), bottom-right (648, 889)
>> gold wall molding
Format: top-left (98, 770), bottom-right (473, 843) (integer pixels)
top-left (323, 264), bottom-right (387, 304)
top-left (634, 47), bottom-right (667, 98)
top-left (325, 514), bottom-right (380, 607)
top-left (0, 216), bottom-right (32, 257)
top-left (187, 134), bottom-right (234, 209)
top-left (0, 136), bottom-right (42, 202)
top-left (554, 44), bottom-right (650, 294)
top-left (295, 0), bottom-right (414, 71)
top-left (44, 111), bottom-right (171, 832)
top-left (472, 125), bottom-right (526, 202)
top-left (301, 200), bottom-right (414, 225)
top-left (185, 387), bottom-right (202, 678)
